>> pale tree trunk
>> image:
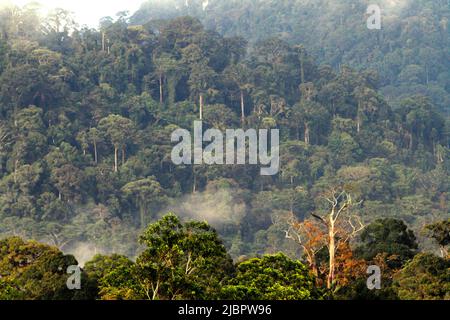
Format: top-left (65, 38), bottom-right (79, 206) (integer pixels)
top-left (199, 94), bottom-right (204, 120)
top-left (193, 168), bottom-right (197, 193)
top-left (102, 32), bottom-right (106, 51)
top-left (440, 246), bottom-right (448, 258)
top-left (93, 140), bottom-right (98, 164)
top-left (114, 147), bottom-right (118, 173)
top-left (304, 122), bottom-right (310, 145)
top-left (357, 101), bottom-right (362, 133)
top-left (240, 90), bottom-right (245, 123)
top-left (327, 217), bottom-right (336, 290)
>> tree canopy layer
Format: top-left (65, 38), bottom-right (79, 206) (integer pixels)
top-left (133, 0), bottom-right (450, 115)
top-left (0, 1), bottom-right (448, 301)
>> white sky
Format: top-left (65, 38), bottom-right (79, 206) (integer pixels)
top-left (0, 0), bottom-right (146, 28)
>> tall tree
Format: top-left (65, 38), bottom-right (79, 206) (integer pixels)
top-left (99, 115), bottom-right (135, 173)
top-left (134, 213), bottom-right (234, 300)
top-left (355, 218), bottom-right (418, 268)
top-left (153, 53), bottom-right (179, 105)
top-left (310, 188), bottom-right (364, 290)
top-left (188, 62), bottom-right (217, 120)
top-left (225, 63), bottom-right (253, 123)
top-left (121, 177), bottom-right (165, 228)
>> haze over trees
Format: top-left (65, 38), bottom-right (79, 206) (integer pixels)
top-left (0, 0), bottom-right (448, 300)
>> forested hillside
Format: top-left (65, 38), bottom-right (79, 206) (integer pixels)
top-left (0, 1), bottom-right (449, 300)
top-left (133, 0), bottom-right (450, 115)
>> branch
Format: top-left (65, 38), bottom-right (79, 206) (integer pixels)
top-left (311, 213), bottom-right (327, 226)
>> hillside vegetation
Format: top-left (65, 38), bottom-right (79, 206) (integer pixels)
top-left (0, 1), bottom-right (448, 300)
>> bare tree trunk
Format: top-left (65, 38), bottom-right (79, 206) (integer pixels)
top-left (114, 147), bottom-right (118, 173)
top-left (240, 90), bottom-right (245, 123)
top-left (357, 101), bottom-right (362, 133)
top-left (193, 168), bottom-right (197, 193)
top-left (327, 218), bottom-right (336, 290)
top-left (304, 122), bottom-right (310, 145)
top-left (440, 246), bottom-right (448, 258)
top-left (93, 140), bottom-right (98, 164)
top-left (357, 114), bottom-right (361, 133)
top-left (199, 94), bottom-right (204, 120)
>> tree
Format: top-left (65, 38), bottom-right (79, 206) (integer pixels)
top-left (221, 253), bottom-right (321, 300)
top-left (225, 63), bottom-right (253, 123)
top-left (98, 115), bottom-right (135, 172)
top-left (355, 218), bottom-right (418, 268)
top-left (76, 130), bottom-right (89, 156)
top-left (309, 188), bottom-right (364, 289)
top-left (352, 86), bottom-right (382, 133)
top-left (393, 253), bottom-right (450, 300)
top-left (203, 104), bottom-right (239, 131)
top-left (288, 101), bottom-right (330, 145)
top-left (153, 53), bottom-right (180, 105)
top-left (134, 213), bottom-right (234, 300)
top-left (0, 237), bottom-right (87, 300)
top-left (283, 216), bottom-right (327, 278)
top-left (188, 62), bottom-right (217, 120)
top-left (83, 254), bottom-right (139, 300)
top-left (398, 97), bottom-right (445, 152)
top-left (42, 8), bottom-right (77, 34)
top-left (121, 177), bottom-right (166, 228)
top-left (87, 128), bottom-right (102, 164)
top-left (423, 220), bottom-right (450, 258)
top-left (50, 164), bottom-right (85, 203)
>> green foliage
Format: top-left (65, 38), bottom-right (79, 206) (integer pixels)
top-left (423, 220), bottom-right (450, 257)
top-left (85, 254), bottom-right (141, 300)
top-left (355, 219), bottom-right (418, 268)
top-left (221, 253), bottom-right (321, 300)
top-left (134, 0), bottom-right (450, 114)
top-left (393, 253), bottom-right (450, 300)
top-left (134, 213), bottom-right (235, 300)
top-left (0, 1), bottom-right (448, 301)
top-left (0, 237), bottom-right (82, 300)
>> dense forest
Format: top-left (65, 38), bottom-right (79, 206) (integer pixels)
top-left (133, 0), bottom-right (450, 115)
top-left (0, 0), bottom-right (449, 300)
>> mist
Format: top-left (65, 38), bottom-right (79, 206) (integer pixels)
top-left (163, 180), bottom-right (247, 228)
